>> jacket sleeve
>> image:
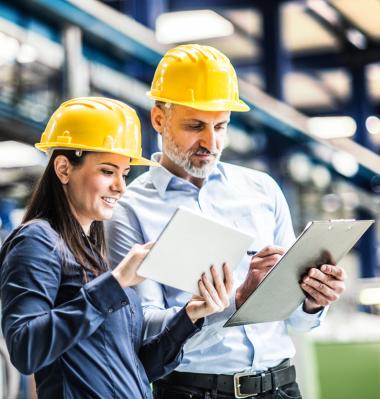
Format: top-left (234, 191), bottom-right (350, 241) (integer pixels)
top-left (138, 306), bottom-right (203, 382)
top-left (0, 223), bottom-right (129, 375)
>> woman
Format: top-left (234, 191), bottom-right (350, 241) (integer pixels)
top-left (0, 97), bottom-right (232, 398)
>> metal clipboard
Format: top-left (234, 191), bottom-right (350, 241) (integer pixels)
top-left (224, 219), bottom-right (374, 327)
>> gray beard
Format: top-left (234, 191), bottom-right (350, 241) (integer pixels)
top-left (163, 130), bottom-right (222, 178)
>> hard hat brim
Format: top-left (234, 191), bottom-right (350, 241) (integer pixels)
top-left (35, 143), bottom-right (160, 167)
top-left (147, 92), bottom-right (250, 112)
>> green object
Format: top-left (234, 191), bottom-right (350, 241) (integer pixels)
top-left (315, 341), bottom-right (380, 399)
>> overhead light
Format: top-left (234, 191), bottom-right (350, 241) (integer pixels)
top-left (306, 0), bottom-right (340, 25)
top-left (321, 193), bottom-right (341, 213)
top-left (224, 125), bottom-right (256, 153)
top-left (0, 141), bottom-right (47, 168)
top-left (308, 116), bottom-right (357, 139)
top-left (366, 116), bottom-right (380, 135)
top-left (332, 151), bottom-right (359, 177)
top-left (17, 43), bottom-right (37, 64)
top-left (0, 32), bottom-right (19, 63)
top-left (287, 153), bottom-right (312, 183)
top-left (311, 164), bottom-right (331, 189)
top-left (155, 10), bottom-right (234, 44)
top-left (346, 28), bottom-right (367, 50)
top-left (359, 287), bottom-right (380, 305)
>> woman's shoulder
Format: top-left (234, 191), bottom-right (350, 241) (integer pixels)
top-left (16, 219), bottom-right (59, 239)
top-left (2, 219), bottom-right (60, 253)
top-left (0, 219), bottom-right (62, 266)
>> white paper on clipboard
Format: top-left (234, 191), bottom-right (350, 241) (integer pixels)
top-left (137, 206), bottom-right (254, 295)
top-left (224, 219), bottom-right (374, 327)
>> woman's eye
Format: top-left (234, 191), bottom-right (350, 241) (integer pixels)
top-left (101, 169), bottom-right (113, 175)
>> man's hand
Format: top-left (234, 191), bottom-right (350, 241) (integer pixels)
top-left (236, 246), bottom-right (285, 309)
top-left (301, 264), bottom-right (346, 313)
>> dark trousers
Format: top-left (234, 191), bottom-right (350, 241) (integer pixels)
top-left (153, 380), bottom-right (302, 399)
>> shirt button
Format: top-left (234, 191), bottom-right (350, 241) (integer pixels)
top-left (108, 307), bottom-right (114, 313)
top-left (121, 300), bottom-right (127, 306)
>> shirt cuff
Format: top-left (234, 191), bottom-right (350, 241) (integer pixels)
top-left (166, 306), bottom-right (203, 344)
top-left (84, 271), bottom-right (129, 316)
top-left (288, 302), bottom-right (328, 330)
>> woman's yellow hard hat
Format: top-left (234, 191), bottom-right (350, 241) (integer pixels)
top-left (147, 44), bottom-right (250, 112)
top-left (35, 97), bottom-right (158, 166)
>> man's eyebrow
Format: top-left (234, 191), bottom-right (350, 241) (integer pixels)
top-left (182, 119), bottom-right (230, 124)
top-left (98, 162), bottom-right (130, 171)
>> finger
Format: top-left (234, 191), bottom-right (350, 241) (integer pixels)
top-left (142, 241), bottom-right (155, 250)
top-left (202, 274), bottom-right (224, 309)
top-left (307, 268), bottom-right (345, 292)
top-left (256, 245), bottom-right (286, 257)
top-left (223, 263), bottom-right (234, 295)
top-left (301, 283), bottom-right (331, 307)
top-left (198, 280), bottom-right (220, 312)
top-left (302, 277), bottom-right (340, 302)
top-left (210, 265), bottom-right (228, 303)
top-left (320, 264), bottom-right (346, 281)
top-left (251, 254), bottom-right (281, 270)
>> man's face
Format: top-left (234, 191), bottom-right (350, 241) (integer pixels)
top-left (158, 105), bottom-right (230, 179)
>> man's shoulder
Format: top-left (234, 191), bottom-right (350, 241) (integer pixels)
top-left (220, 161), bottom-right (278, 190)
top-left (124, 171), bottom-right (153, 195)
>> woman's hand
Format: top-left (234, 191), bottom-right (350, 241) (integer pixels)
top-left (112, 242), bottom-right (154, 288)
top-left (186, 263), bottom-right (233, 323)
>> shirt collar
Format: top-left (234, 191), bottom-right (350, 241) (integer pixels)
top-left (149, 152), bottom-right (226, 198)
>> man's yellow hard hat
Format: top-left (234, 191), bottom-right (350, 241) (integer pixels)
top-left (147, 44), bottom-right (249, 112)
top-left (35, 97), bottom-right (157, 166)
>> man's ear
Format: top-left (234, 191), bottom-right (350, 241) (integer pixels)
top-left (54, 155), bottom-right (72, 184)
top-left (151, 106), bottom-right (166, 136)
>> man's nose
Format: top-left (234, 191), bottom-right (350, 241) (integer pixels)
top-left (200, 127), bottom-right (216, 151)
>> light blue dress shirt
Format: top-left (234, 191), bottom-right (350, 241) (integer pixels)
top-left (106, 153), bottom-right (325, 374)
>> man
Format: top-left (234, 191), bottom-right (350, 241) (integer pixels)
top-left (107, 44), bottom-right (346, 399)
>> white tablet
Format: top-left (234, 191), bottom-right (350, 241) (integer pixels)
top-left (224, 219), bottom-right (374, 326)
top-left (137, 206), bottom-right (254, 295)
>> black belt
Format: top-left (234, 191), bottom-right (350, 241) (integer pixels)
top-left (161, 361), bottom-right (296, 398)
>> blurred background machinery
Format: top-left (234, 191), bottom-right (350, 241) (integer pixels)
top-left (0, 1), bottom-right (379, 398)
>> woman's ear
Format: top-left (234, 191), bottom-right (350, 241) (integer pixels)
top-left (54, 155), bottom-right (72, 184)
top-left (151, 106), bottom-right (166, 136)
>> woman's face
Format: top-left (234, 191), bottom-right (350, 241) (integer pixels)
top-left (60, 152), bottom-right (130, 233)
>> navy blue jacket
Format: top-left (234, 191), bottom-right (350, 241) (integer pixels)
top-left (0, 220), bottom-right (201, 398)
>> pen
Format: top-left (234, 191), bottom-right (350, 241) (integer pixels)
top-left (247, 250), bottom-right (258, 256)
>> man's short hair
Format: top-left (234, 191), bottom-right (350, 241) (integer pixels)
top-left (155, 101), bottom-right (173, 111)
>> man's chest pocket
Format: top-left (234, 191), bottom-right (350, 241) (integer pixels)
top-left (232, 207), bottom-right (275, 247)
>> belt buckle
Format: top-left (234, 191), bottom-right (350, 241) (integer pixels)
top-left (233, 371), bottom-right (257, 398)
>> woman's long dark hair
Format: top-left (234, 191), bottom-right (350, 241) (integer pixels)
top-left (22, 149), bottom-right (109, 280)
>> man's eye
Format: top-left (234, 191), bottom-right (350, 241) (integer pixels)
top-left (187, 125), bottom-right (202, 130)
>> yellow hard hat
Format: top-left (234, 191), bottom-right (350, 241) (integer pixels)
top-left (147, 44), bottom-right (249, 112)
top-left (35, 97), bottom-right (157, 166)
